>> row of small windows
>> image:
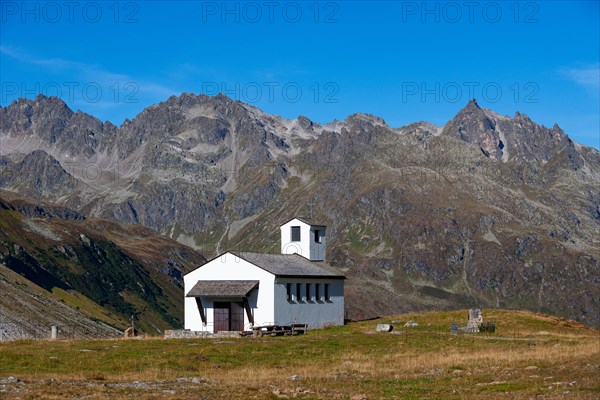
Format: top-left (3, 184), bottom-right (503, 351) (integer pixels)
top-left (286, 282), bottom-right (330, 302)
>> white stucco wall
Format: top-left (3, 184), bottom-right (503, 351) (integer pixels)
top-left (280, 219), bottom-right (326, 261)
top-left (273, 277), bottom-right (344, 328)
top-left (183, 252), bottom-right (275, 332)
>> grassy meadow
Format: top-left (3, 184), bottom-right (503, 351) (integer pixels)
top-left (1, 309), bottom-right (598, 399)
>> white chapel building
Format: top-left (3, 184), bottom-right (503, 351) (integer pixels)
top-left (184, 218), bottom-right (345, 333)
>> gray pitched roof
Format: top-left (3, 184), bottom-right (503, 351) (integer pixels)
top-left (231, 252), bottom-right (344, 278)
top-left (283, 217), bottom-right (326, 227)
top-left (186, 280), bottom-right (259, 297)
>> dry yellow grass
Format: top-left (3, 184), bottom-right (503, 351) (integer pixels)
top-left (1, 309), bottom-right (598, 399)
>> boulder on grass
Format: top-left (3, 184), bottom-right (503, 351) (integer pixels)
top-left (376, 323), bottom-right (393, 332)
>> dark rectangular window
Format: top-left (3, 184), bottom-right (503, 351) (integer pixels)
top-left (296, 283), bottom-right (302, 302)
top-left (315, 283), bottom-right (320, 301)
top-left (324, 283), bottom-right (330, 301)
top-left (286, 283), bottom-right (292, 301)
top-left (306, 283), bottom-right (311, 301)
top-left (314, 229), bottom-right (321, 243)
top-left (291, 226), bottom-right (301, 242)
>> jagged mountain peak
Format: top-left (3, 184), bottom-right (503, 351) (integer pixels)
top-left (512, 111), bottom-right (541, 125)
top-left (464, 97), bottom-right (481, 109)
top-left (296, 115), bottom-right (314, 128)
top-left (2, 94), bottom-right (73, 119)
top-left (345, 113), bottom-right (388, 127)
top-left (8, 93), bottom-right (69, 108)
top-left (127, 93), bottom-right (238, 124)
top-left (398, 121), bottom-right (443, 140)
top-left (321, 113), bottom-right (390, 134)
top-left (441, 99), bottom-right (586, 164)
top-left (441, 99), bottom-right (500, 158)
top-left (1, 95), bottom-right (116, 159)
top-left (161, 92), bottom-right (238, 110)
top-left (452, 98), bottom-right (493, 122)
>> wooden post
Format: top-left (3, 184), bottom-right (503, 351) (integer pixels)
top-left (242, 297), bottom-right (254, 325)
top-left (195, 297), bottom-right (206, 325)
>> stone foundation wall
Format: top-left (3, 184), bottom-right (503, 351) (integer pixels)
top-left (163, 330), bottom-right (242, 339)
top-left (163, 329), bottom-right (213, 339)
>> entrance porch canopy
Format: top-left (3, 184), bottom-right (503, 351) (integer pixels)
top-left (186, 280), bottom-right (259, 298)
top-left (185, 280), bottom-right (259, 326)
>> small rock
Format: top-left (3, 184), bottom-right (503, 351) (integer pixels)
top-left (404, 320), bottom-right (419, 328)
top-left (272, 388), bottom-right (289, 398)
top-left (423, 368), bottom-right (443, 375)
top-left (176, 377), bottom-right (205, 384)
top-left (376, 323), bottom-right (393, 332)
top-left (524, 365), bottom-right (539, 371)
top-left (288, 375), bottom-right (302, 381)
top-left (79, 234), bottom-right (91, 246)
top-left (476, 381), bottom-right (506, 387)
top-left (0, 377), bottom-right (19, 384)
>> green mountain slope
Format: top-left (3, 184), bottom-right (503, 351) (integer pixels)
top-left (0, 190), bottom-right (206, 337)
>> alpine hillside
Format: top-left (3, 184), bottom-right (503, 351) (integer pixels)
top-left (1, 94), bottom-right (598, 328)
top-left (0, 190), bottom-right (205, 338)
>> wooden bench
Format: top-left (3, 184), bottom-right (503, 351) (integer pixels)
top-left (291, 323), bottom-right (308, 335)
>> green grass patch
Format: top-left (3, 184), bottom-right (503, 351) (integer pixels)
top-left (0, 310), bottom-right (598, 399)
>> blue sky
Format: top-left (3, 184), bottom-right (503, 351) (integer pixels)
top-left (1, 1), bottom-right (599, 148)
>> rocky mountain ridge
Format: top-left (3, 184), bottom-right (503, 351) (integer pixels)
top-left (1, 94), bottom-right (598, 327)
